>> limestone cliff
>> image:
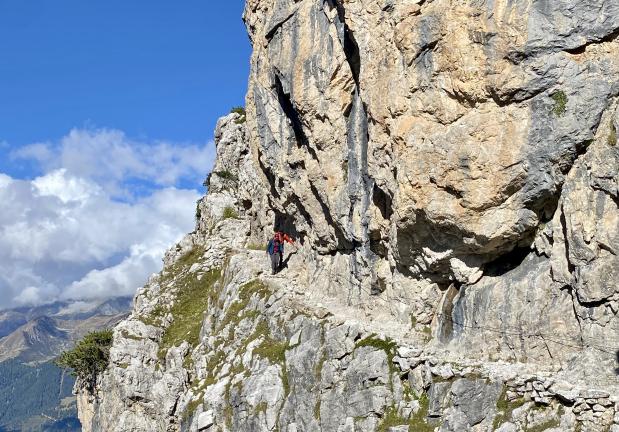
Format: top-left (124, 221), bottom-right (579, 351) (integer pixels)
top-left (81, 1), bottom-right (619, 431)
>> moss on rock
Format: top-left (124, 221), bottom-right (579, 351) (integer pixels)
top-left (551, 91), bottom-right (568, 116)
top-left (355, 334), bottom-right (398, 373)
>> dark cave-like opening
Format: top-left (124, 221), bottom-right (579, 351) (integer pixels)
top-left (483, 246), bottom-right (531, 277)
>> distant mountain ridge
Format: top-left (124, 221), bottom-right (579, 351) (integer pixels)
top-left (0, 297), bottom-right (132, 431)
top-left (0, 297), bottom-right (131, 363)
top-left (0, 316), bottom-right (68, 363)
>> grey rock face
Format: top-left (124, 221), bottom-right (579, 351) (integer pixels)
top-left (440, 379), bottom-right (502, 431)
top-left (245, 0), bottom-right (618, 282)
top-left (80, 109), bottom-right (618, 432)
top-left (238, 0), bottom-right (619, 379)
top-left (81, 0), bottom-right (619, 431)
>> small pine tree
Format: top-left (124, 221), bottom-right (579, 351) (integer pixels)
top-left (55, 330), bottom-right (113, 391)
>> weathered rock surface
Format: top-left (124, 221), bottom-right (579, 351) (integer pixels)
top-left (242, 0), bottom-right (619, 371)
top-left (81, 0), bottom-right (619, 431)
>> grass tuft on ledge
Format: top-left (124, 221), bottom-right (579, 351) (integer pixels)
top-left (223, 206), bottom-right (239, 220)
top-left (158, 269), bottom-right (221, 362)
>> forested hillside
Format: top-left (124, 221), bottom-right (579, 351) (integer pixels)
top-left (0, 359), bottom-right (79, 431)
top-left (0, 297), bottom-right (131, 431)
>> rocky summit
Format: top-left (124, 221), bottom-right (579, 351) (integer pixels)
top-left (79, 1), bottom-right (619, 431)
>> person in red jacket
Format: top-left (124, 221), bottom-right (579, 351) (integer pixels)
top-left (266, 230), bottom-right (294, 274)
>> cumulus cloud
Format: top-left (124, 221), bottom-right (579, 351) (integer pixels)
top-left (0, 128), bottom-right (213, 309)
top-left (12, 127), bottom-right (216, 198)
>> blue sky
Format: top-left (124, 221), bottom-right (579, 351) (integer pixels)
top-left (0, 0), bottom-right (250, 178)
top-left (0, 1), bottom-right (252, 309)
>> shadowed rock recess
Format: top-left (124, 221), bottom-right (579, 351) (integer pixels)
top-left (80, 1), bottom-right (619, 431)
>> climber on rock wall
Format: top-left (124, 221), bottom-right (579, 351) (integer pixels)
top-left (266, 229), bottom-right (294, 275)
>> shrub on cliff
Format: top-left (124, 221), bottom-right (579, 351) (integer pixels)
top-left (213, 170), bottom-right (239, 182)
top-left (55, 330), bottom-right (113, 390)
top-left (230, 106), bottom-right (246, 124)
top-left (223, 206), bottom-right (239, 219)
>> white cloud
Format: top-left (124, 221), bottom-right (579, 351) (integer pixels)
top-left (14, 286), bottom-right (54, 307)
top-left (33, 168), bottom-right (100, 203)
top-left (12, 128), bottom-right (216, 198)
top-left (62, 243), bottom-right (164, 301)
top-left (0, 128), bottom-right (212, 309)
top-left (11, 141), bottom-right (53, 164)
top-left (55, 300), bottom-right (100, 316)
top-left (0, 173), bottom-right (11, 188)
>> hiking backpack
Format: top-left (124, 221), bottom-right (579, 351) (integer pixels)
top-left (273, 232), bottom-right (283, 253)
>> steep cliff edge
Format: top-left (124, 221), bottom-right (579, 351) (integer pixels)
top-left (81, 1), bottom-right (618, 431)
